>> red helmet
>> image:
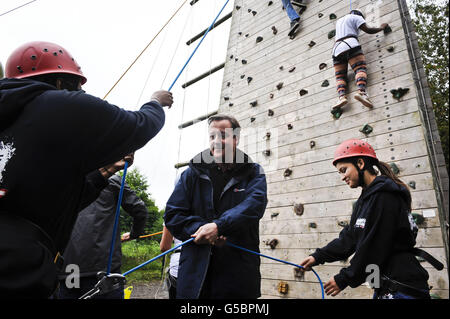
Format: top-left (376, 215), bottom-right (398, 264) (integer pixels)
top-left (5, 41), bottom-right (87, 84)
top-left (333, 138), bottom-right (378, 166)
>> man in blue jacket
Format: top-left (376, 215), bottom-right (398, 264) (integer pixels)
top-left (164, 115), bottom-right (268, 299)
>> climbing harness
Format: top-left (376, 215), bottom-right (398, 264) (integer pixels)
top-left (82, 0), bottom-right (231, 299)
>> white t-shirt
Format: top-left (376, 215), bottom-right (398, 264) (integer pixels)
top-left (169, 237), bottom-right (182, 278)
top-left (332, 14), bottom-right (366, 57)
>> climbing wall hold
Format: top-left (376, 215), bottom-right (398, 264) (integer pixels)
top-left (250, 117), bottom-right (256, 122)
top-left (387, 46), bottom-right (395, 52)
top-left (331, 108), bottom-right (343, 119)
top-left (229, 103), bottom-right (233, 107)
top-left (412, 213), bottom-right (425, 225)
top-left (359, 123), bottom-right (373, 135)
top-left (238, 32), bottom-right (242, 36)
top-left (384, 25), bottom-right (392, 34)
top-left (287, 124), bottom-right (293, 130)
top-left (252, 11), bottom-right (257, 16)
top-left (408, 181), bottom-right (416, 189)
top-left (250, 101), bottom-right (258, 107)
top-left (318, 13), bottom-right (323, 18)
top-left (269, 93), bottom-right (274, 99)
top-left (279, 66), bottom-right (284, 71)
top-left (247, 9), bottom-right (251, 13)
top-left (263, 150), bottom-right (271, 156)
top-left (390, 87), bottom-right (409, 100)
top-left (236, 5), bottom-right (241, 10)
top-left (268, 1), bottom-right (273, 6)
top-left (283, 168), bottom-right (292, 177)
top-left (319, 63), bottom-right (327, 70)
top-left (272, 26), bottom-right (278, 35)
top-left (269, 239), bottom-right (278, 249)
top-left (321, 80), bottom-right (329, 87)
top-left (299, 89), bottom-right (308, 96)
top-left (277, 281), bottom-right (289, 295)
top-left (390, 162), bottom-right (400, 175)
top-left (256, 36), bottom-right (263, 43)
top-left (268, 109), bottom-right (274, 116)
top-left (224, 96), bottom-right (230, 101)
top-left (309, 141), bottom-right (316, 148)
top-left (293, 267), bottom-right (304, 280)
top-left (329, 13), bottom-right (337, 20)
top-left (245, 34), bottom-right (249, 37)
top-left (309, 222), bottom-right (317, 228)
top-left (338, 221), bottom-right (349, 227)
top-left (242, 59), bottom-right (248, 64)
top-left (230, 55), bottom-right (234, 59)
top-left (276, 82), bottom-right (284, 90)
top-left (240, 74), bottom-right (245, 79)
top-left (293, 203), bottom-right (304, 216)
top-left (271, 212), bottom-right (279, 218)
top-left (289, 66), bottom-right (296, 73)
top-left (247, 77), bottom-right (253, 84)
top-left (265, 132), bottom-right (271, 140)
top-left (308, 40), bottom-right (316, 47)
top-left (328, 30), bottom-right (336, 39)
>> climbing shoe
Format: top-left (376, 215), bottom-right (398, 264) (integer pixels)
top-left (288, 19), bottom-right (300, 37)
top-left (332, 96), bottom-right (348, 109)
top-left (355, 91), bottom-right (374, 108)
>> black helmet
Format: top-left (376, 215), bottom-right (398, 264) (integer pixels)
top-left (350, 9), bottom-right (365, 19)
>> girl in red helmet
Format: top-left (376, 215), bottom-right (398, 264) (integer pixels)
top-left (299, 139), bottom-right (442, 299)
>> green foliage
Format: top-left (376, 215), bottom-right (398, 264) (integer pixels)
top-left (121, 240), bottom-right (165, 283)
top-left (119, 168), bottom-right (164, 237)
top-left (409, 0), bottom-right (449, 172)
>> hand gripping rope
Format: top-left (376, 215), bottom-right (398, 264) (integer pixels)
top-left (81, 0), bottom-right (231, 299)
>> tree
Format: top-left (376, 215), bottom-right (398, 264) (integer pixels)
top-left (119, 168), bottom-right (164, 237)
top-left (409, 0), bottom-right (449, 172)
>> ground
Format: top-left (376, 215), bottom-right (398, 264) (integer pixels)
top-left (128, 280), bottom-right (169, 299)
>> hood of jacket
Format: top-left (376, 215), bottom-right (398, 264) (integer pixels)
top-left (0, 78), bottom-right (56, 131)
top-left (360, 175), bottom-right (411, 206)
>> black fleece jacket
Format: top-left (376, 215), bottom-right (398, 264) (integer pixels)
top-left (0, 78), bottom-right (165, 252)
top-left (311, 175), bottom-right (429, 291)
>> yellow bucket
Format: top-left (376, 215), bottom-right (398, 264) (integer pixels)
top-left (124, 286), bottom-right (133, 299)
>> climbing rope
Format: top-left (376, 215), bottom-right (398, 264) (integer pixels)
top-left (103, 0), bottom-right (189, 100)
top-left (120, 237), bottom-right (325, 299)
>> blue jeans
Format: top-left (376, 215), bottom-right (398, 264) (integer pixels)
top-left (282, 0), bottom-right (300, 22)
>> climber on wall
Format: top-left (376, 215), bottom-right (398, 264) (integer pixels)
top-left (298, 139), bottom-right (443, 299)
top-left (281, 0), bottom-right (305, 38)
top-left (331, 9), bottom-right (390, 110)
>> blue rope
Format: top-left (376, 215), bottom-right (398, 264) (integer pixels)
top-left (106, 161), bottom-right (129, 274)
top-left (122, 237), bottom-right (194, 276)
top-left (226, 242), bottom-right (325, 299)
top-left (121, 237), bottom-right (325, 299)
top-left (168, 0), bottom-right (230, 91)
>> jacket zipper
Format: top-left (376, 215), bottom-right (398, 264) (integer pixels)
top-left (196, 174), bottom-right (214, 299)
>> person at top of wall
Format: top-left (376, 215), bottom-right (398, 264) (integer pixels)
top-left (332, 9), bottom-right (390, 110)
top-left (282, 0), bottom-right (305, 38)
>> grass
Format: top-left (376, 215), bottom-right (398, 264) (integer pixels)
top-left (121, 239), bottom-right (166, 284)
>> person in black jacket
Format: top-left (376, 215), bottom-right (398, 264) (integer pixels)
top-left (0, 41), bottom-right (173, 298)
top-left (299, 138), bottom-right (436, 299)
top-left (58, 154), bottom-right (148, 299)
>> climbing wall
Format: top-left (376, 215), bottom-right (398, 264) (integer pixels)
top-left (218, 0), bottom-right (449, 299)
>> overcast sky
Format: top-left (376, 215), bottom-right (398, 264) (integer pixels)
top-left (1, 0), bottom-right (234, 208)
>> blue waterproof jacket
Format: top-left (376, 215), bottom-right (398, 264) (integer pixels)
top-left (164, 149), bottom-right (267, 299)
